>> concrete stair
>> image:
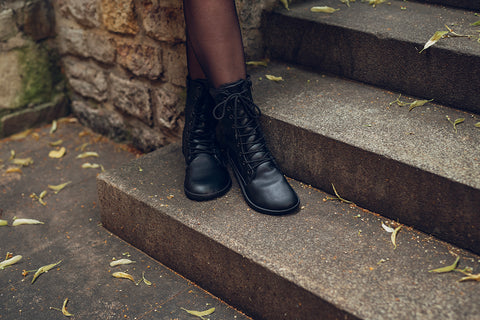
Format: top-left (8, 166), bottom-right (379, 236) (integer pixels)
top-left (98, 1), bottom-right (480, 319)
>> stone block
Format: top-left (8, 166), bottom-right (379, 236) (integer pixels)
top-left (130, 121), bottom-right (169, 152)
top-left (162, 43), bottom-right (187, 87)
top-left (140, 4), bottom-right (185, 42)
top-left (57, 27), bottom-right (86, 57)
top-left (151, 84), bottom-right (183, 130)
top-left (0, 51), bottom-right (21, 109)
top-left (1, 93), bottom-right (69, 138)
top-left (85, 31), bottom-right (116, 64)
top-left (109, 73), bottom-right (152, 126)
top-left (116, 40), bottom-right (162, 80)
top-left (101, 0), bottom-right (139, 34)
top-left (0, 9), bottom-right (18, 42)
top-left (63, 0), bottom-right (100, 28)
top-left (72, 100), bottom-right (128, 141)
top-left (22, 0), bottom-right (55, 41)
top-left (63, 57), bottom-right (108, 101)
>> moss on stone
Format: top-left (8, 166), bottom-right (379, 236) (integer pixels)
top-left (14, 42), bottom-right (64, 108)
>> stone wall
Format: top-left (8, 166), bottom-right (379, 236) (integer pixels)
top-left (53, 0), bottom-right (278, 152)
top-left (0, 0), bottom-right (68, 137)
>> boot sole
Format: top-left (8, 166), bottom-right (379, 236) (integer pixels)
top-left (184, 178), bottom-right (232, 202)
top-left (229, 158), bottom-right (300, 215)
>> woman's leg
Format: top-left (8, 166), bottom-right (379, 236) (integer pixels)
top-left (183, 0), bottom-right (246, 87)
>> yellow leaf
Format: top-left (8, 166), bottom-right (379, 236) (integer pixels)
top-left (12, 218), bottom-right (44, 226)
top-left (49, 139), bottom-right (63, 146)
top-left (279, 0), bottom-right (289, 10)
top-left (419, 31), bottom-right (449, 53)
top-left (142, 272), bottom-right (152, 286)
top-left (50, 120), bottom-right (57, 135)
top-left (311, 6), bottom-right (340, 13)
top-left (6, 167), bottom-right (23, 174)
top-left (76, 152), bottom-right (99, 159)
top-left (62, 298), bottom-right (74, 317)
top-left (11, 157), bottom-right (33, 167)
top-left (368, 0), bottom-right (386, 7)
top-left (474, 122), bottom-right (480, 128)
top-left (265, 74), bottom-right (284, 81)
top-left (246, 60), bottom-right (268, 67)
top-left (0, 255), bottom-right (22, 269)
top-left (110, 259), bottom-right (136, 267)
top-left (0, 219), bottom-right (8, 226)
top-left (48, 181), bottom-right (72, 194)
top-left (10, 129), bottom-right (33, 140)
top-left (459, 273), bottom-right (480, 282)
top-left (32, 260), bottom-right (62, 284)
top-left (391, 225), bottom-right (402, 249)
top-left (408, 99), bottom-right (433, 111)
top-left (81, 163), bottom-right (101, 169)
top-left (49, 147), bottom-right (66, 159)
top-left (112, 271), bottom-right (135, 283)
top-left (181, 307), bottom-right (216, 319)
top-left (429, 256), bottom-right (460, 273)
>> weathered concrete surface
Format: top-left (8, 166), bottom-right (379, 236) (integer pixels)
top-left (409, 0), bottom-right (480, 11)
top-left (248, 62), bottom-right (480, 255)
top-left (98, 143), bottom-right (480, 320)
top-left (263, 0), bottom-right (480, 114)
top-left (0, 120), bottom-right (250, 320)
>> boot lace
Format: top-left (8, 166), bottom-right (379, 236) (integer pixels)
top-left (213, 89), bottom-right (274, 172)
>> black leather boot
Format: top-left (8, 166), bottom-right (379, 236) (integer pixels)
top-left (182, 77), bottom-right (231, 201)
top-left (210, 78), bottom-right (299, 215)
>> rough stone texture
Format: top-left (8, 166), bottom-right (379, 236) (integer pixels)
top-left (109, 73), bottom-right (152, 126)
top-left (61, 0), bottom-right (100, 28)
top-left (140, 2), bottom-right (185, 42)
top-left (161, 42), bottom-right (187, 87)
top-left (84, 30), bottom-right (116, 64)
top-left (72, 100), bottom-right (129, 141)
top-left (151, 84), bottom-right (183, 130)
top-left (21, 0), bottom-right (55, 41)
top-left (263, 0), bottom-right (480, 114)
top-left (116, 39), bottom-right (162, 79)
top-left (0, 122), bottom-right (250, 320)
top-left (57, 27), bottom-right (86, 57)
top-left (101, 0), bottom-right (139, 34)
top-left (410, 0), bottom-right (480, 10)
top-left (64, 57), bottom-right (108, 102)
top-left (249, 62), bottom-right (480, 254)
top-left (98, 143), bottom-right (480, 320)
top-left (0, 9), bottom-right (18, 41)
top-left (0, 51), bottom-right (21, 109)
top-left (130, 121), bottom-right (169, 152)
top-left (0, 94), bottom-right (69, 137)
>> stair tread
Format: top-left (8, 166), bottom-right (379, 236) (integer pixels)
top-left (250, 62), bottom-right (480, 190)
top-left (98, 143), bottom-right (480, 320)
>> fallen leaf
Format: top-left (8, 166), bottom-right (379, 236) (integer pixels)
top-left (76, 151), bottom-right (99, 159)
top-left (10, 157), bottom-right (33, 167)
top-left (408, 99), bottom-right (433, 111)
top-left (280, 0), bottom-right (290, 10)
top-left (265, 74), bottom-right (284, 81)
top-left (0, 220), bottom-right (8, 226)
top-left (391, 225), bottom-right (401, 249)
top-left (49, 147), bottom-right (66, 159)
top-left (381, 222), bottom-right (395, 233)
top-left (475, 122), bottom-right (480, 128)
top-left (50, 120), bottom-right (57, 135)
top-left (142, 271), bottom-right (152, 286)
top-left (5, 167), bottom-right (22, 174)
top-left (10, 129), bottom-right (33, 140)
top-left (12, 218), bottom-right (45, 226)
top-left (311, 6), bottom-right (340, 13)
top-left (0, 255), bottom-right (22, 270)
top-left (471, 20), bottom-right (480, 26)
top-left (110, 259), bottom-right (136, 267)
top-left (49, 140), bottom-right (63, 146)
top-left (181, 307), bottom-right (216, 319)
top-left (328, 183), bottom-right (353, 203)
top-left (81, 163), bottom-right (101, 169)
top-left (419, 31), bottom-right (449, 53)
top-left (48, 181), bottom-right (72, 194)
top-left (112, 271), bottom-right (135, 283)
top-left (429, 256), bottom-right (460, 273)
top-left (459, 273), bottom-right (480, 282)
top-left (367, 0), bottom-right (386, 7)
top-left (246, 60), bottom-right (268, 67)
top-left (446, 116), bottom-right (464, 133)
top-left (62, 298), bottom-right (74, 317)
top-left (31, 260), bottom-right (62, 284)
top-left (340, 0), bottom-right (355, 7)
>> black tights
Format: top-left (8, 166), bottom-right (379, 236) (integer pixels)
top-left (183, 0), bottom-right (247, 88)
